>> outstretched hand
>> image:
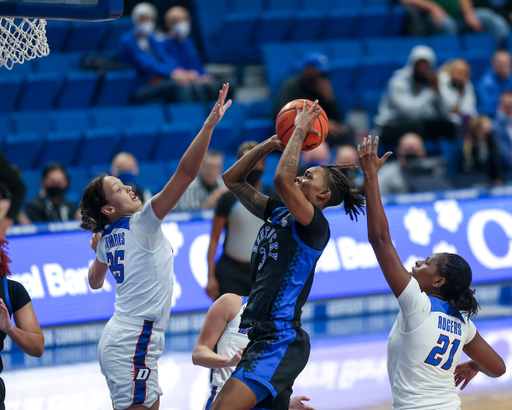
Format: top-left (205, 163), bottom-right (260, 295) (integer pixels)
top-left (294, 100), bottom-right (321, 136)
top-left (357, 135), bottom-right (392, 176)
top-left (454, 361), bottom-right (479, 390)
top-left (289, 396), bottom-right (316, 410)
top-left (204, 83), bottom-right (232, 129)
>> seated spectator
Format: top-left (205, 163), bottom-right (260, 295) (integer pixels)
top-left (439, 59), bottom-right (477, 132)
top-left (378, 133), bottom-right (454, 194)
top-left (25, 163), bottom-right (79, 223)
top-left (272, 52), bottom-right (353, 147)
top-left (400, 0), bottom-right (509, 45)
top-left (334, 145), bottom-right (364, 187)
top-left (117, 3), bottom-right (204, 104)
top-left (476, 50), bottom-right (512, 116)
top-left (173, 150), bottom-right (227, 211)
top-left (458, 115), bottom-right (503, 187)
top-left (375, 46), bottom-right (455, 148)
top-left (110, 152), bottom-right (152, 203)
top-left (491, 90), bottom-right (512, 181)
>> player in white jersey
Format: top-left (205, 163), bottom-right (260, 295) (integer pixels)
top-left (80, 84), bottom-right (232, 410)
top-left (358, 135), bottom-right (506, 410)
top-left (192, 293), bottom-right (316, 410)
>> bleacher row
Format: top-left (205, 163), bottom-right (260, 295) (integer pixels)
top-left (193, 0), bottom-right (406, 62)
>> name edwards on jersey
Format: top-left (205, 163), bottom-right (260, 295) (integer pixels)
top-left (105, 232), bottom-right (126, 251)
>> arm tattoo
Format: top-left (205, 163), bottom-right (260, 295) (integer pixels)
top-left (231, 182), bottom-right (268, 220)
top-left (281, 129), bottom-right (305, 174)
top-left (236, 149), bottom-right (266, 182)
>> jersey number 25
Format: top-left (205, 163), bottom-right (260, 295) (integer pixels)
top-left (424, 334), bottom-right (461, 370)
top-left (107, 250), bottom-right (125, 283)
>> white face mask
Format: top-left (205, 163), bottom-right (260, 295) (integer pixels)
top-left (172, 20), bottom-right (191, 39)
top-left (136, 21), bottom-right (155, 37)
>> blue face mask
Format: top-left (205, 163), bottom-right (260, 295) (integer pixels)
top-left (117, 170), bottom-right (137, 185)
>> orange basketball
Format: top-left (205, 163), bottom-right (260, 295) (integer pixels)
top-left (275, 99), bottom-right (329, 152)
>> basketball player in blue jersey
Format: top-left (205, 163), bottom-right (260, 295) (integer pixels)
top-left (358, 135), bottom-right (506, 410)
top-left (210, 101), bottom-right (366, 410)
top-left (192, 293), bottom-right (316, 410)
top-left (80, 84), bottom-right (231, 410)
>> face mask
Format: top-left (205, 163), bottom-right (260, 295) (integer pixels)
top-left (404, 153), bottom-right (420, 163)
top-left (171, 20), bottom-right (191, 40)
top-left (117, 170), bottom-right (137, 185)
top-left (246, 169), bottom-right (263, 186)
top-left (46, 186), bottom-right (65, 198)
top-left (136, 21), bottom-right (155, 37)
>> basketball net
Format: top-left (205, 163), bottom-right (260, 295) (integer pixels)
top-left (0, 18), bottom-right (50, 70)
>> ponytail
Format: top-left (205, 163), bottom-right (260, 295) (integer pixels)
top-left (447, 287), bottom-right (479, 318)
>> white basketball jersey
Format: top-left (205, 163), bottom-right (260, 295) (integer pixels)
top-left (211, 298), bottom-right (249, 391)
top-left (97, 199), bottom-right (174, 326)
top-left (388, 278), bottom-right (477, 410)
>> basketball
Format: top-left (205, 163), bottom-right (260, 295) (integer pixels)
top-left (275, 99), bottom-right (329, 152)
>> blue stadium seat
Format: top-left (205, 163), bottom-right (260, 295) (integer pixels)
top-left (12, 111), bottom-right (52, 135)
top-left (352, 57), bottom-right (395, 96)
top-left (89, 106), bottom-right (127, 129)
top-left (362, 90), bottom-right (383, 129)
top-left (21, 169), bottom-right (41, 202)
top-left (64, 21), bottom-right (108, 52)
top-left (66, 167), bottom-right (89, 205)
top-left (51, 110), bottom-right (91, 133)
top-left (193, 0), bottom-right (230, 61)
top-left (223, 154), bottom-right (237, 170)
top-left (263, 43), bottom-right (298, 93)
top-left (356, 7), bottom-right (390, 38)
top-left (244, 99), bottom-right (274, 119)
top-left (218, 102), bottom-right (247, 136)
top-left (56, 72), bottom-right (99, 109)
top-left (75, 128), bottom-right (121, 167)
top-left (94, 70), bottom-right (137, 107)
top-left (330, 0), bottom-right (363, 10)
top-left (288, 11), bottom-right (327, 42)
top-left (265, 0), bottom-right (298, 12)
top-left (167, 103), bottom-right (206, 124)
top-left (0, 59), bottom-right (35, 78)
top-left (240, 119), bottom-right (275, 144)
top-left (329, 40), bottom-right (364, 61)
top-left (0, 76), bottom-right (23, 113)
top-left (126, 105), bottom-right (167, 128)
top-left (165, 159), bottom-right (181, 177)
top-left (365, 37), bottom-right (426, 66)
top-left (37, 131), bottom-right (82, 168)
top-left (426, 35), bottom-right (461, 63)
top-left (101, 17), bottom-right (133, 52)
top-left (137, 162), bottom-right (168, 194)
top-left (17, 73), bottom-right (61, 111)
top-left (35, 53), bottom-right (81, 75)
top-left (208, 120), bottom-right (236, 154)
top-left (4, 134), bottom-right (42, 169)
top-left (231, 0), bottom-right (263, 13)
top-left (363, 0), bottom-right (391, 6)
top-left (462, 52), bottom-right (491, 82)
top-left (322, 10), bottom-right (359, 40)
top-left (216, 13), bottom-right (258, 62)
top-left (385, 5), bottom-right (406, 37)
top-left (89, 163), bottom-right (110, 177)
top-left (253, 12), bottom-right (292, 49)
top-left (0, 114), bottom-right (12, 140)
top-left (119, 127), bottom-right (159, 162)
top-left (329, 59), bottom-right (360, 102)
top-left (44, 20), bottom-right (71, 53)
top-left (461, 33), bottom-right (496, 59)
top-left (154, 124), bottom-right (195, 161)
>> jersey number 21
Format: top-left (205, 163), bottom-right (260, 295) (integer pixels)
top-left (425, 334), bottom-right (461, 370)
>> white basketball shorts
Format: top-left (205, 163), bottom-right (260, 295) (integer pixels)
top-left (98, 313), bottom-right (166, 409)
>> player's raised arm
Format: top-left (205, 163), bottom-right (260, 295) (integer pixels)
top-left (273, 100), bottom-right (321, 226)
top-left (358, 135), bottom-right (411, 298)
top-left (151, 83), bottom-right (232, 220)
top-left (223, 136), bottom-right (282, 220)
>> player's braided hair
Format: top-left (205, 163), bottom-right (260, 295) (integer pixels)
top-left (0, 238), bottom-right (12, 278)
top-left (436, 253), bottom-right (479, 318)
top-left (320, 164), bottom-right (365, 221)
top-left (80, 174), bottom-right (111, 234)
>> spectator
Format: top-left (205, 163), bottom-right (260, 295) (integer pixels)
top-left (476, 50), bottom-right (512, 116)
top-left (334, 145), bottom-right (364, 187)
top-left (458, 115), bottom-right (504, 187)
top-left (491, 90), bottom-right (512, 180)
top-left (378, 133), bottom-right (454, 194)
top-left (473, 0), bottom-right (512, 27)
top-left (272, 52), bottom-right (353, 147)
top-left (117, 3), bottom-right (199, 104)
top-left (376, 46), bottom-right (455, 147)
top-left (400, 0), bottom-right (509, 45)
top-left (157, 6), bottom-right (226, 103)
top-left (173, 150), bottom-right (227, 211)
top-left (25, 163), bottom-right (78, 223)
top-left (0, 152), bottom-right (26, 237)
top-left (439, 59), bottom-right (477, 129)
top-left (110, 152), bottom-right (152, 203)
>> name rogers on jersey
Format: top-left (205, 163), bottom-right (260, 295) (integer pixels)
top-left (252, 226), bottom-right (279, 270)
top-left (105, 232), bottom-right (126, 251)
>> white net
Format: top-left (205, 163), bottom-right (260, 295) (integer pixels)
top-left (0, 17), bottom-right (50, 70)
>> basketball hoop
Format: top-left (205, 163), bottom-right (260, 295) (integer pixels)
top-left (0, 17), bottom-right (50, 70)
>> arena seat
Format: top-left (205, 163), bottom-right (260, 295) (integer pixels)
top-left (153, 124), bottom-right (195, 161)
top-left (0, 59), bottom-right (35, 78)
top-left (356, 7), bottom-right (389, 38)
top-left (231, 0), bottom-right (264, 13)
top-left (461, 32), bottom-right (496, 59)
top-left (266, 0), bottom-right (298, 12)
top-left (167, 103), bottom-right (206, 124)
top-left (0, 114), bottom-right (13, 140)
top-left (101, 17), bottom-right (133, 52)
top-left (208, 120), bottom-right (237, 154)
top-left (352, 56), bottom-right (395, 96)
top-left (56, 71), bottom-right (99, 109)
top-left (119, 127), bottom-right (159, 162)
top-left (262, 43), bottom-right (296, 93)
top-left (288, 11), bottom-right (327, 42)
top-left (94, 70), bottom-right (137, 107)
top-left (385, 6), bottom-right (406, 36)
top-left (89, 106), bottom-right (127, 129)
top-left (3, 134), bottom-right (42, 169)
top-left (36, 131), bottom-right (82, 168)
top-left (364, 37), bottom-right (427, 65)
top-left (240, 119), bottom-right (275, 144)
top-left (252, 11), bottom-right (292, 48)
top-left (17, 73), bottom-right (61, 111)
top-left (244, 99), bottom-right (273, 119)
top-left (137, 162), bottom-right (168, 193)
top-left (215, 13), bottom-right (259, 62)
top-left (0, 76), bottom-right (23, 113)
top-left (165, 159), bottom-right (181, 177)
top-left (44, 20), bottom-right (72, 53)
top-left (21, 169), bottom-right (41, 201)
top-left (126, 105), bottom-right (167, 128)
top-left (64, 21), bottom-right (108, 53)
top-left (51, 110), bottom-right (91, 133)
top-left (88, 163), bottom-right (110, 177)
top-left (35, 53), bottom-right (81, 75)
top-left (426, 35), bottom-right (461, 64)
top-left (12, 111), bottom-right (52, 135)
top-left (66, 167), bottom-right (89, 204)
top-left (75, 128), bottom-right (121, 167)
